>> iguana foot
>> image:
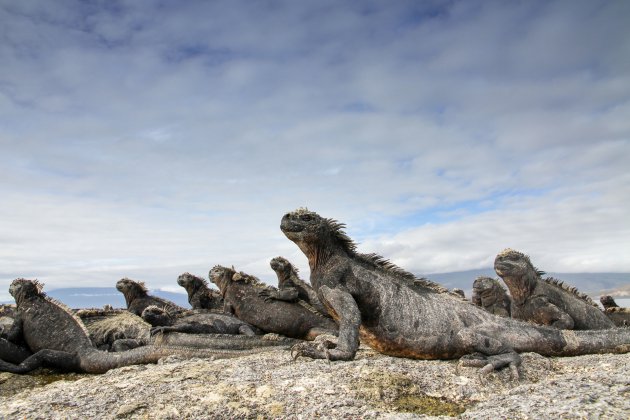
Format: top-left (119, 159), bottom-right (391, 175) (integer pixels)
top-left (460, 351), bottom-right (521, 380)
top-left (290, 340), bottom-right (352, 361)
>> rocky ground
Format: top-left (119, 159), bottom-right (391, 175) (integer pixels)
top-left (1, 348), bottom-right (629, 419)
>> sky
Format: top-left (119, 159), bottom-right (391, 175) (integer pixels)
top-left (1, 0), bottom-right (629, 301)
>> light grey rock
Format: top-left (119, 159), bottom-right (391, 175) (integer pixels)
top-left (0, 349), bottom-right (628, 419)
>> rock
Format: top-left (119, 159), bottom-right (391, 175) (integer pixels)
top-left (0, 349), bottom-right (628, 418)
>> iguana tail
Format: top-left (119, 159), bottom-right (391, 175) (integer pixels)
top-left (554, 328), bottom-right (630, 356)
top-left (80, 333), bottom-right (299, 373)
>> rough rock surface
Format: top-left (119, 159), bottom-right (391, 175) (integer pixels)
top-left (1, 349), bottom-right (628, 419)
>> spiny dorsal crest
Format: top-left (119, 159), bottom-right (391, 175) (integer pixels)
top-left (232, 271), bottom-right (266, 288)
top-left (543, 277), bottom-right (598, 307)
top-left (323, 218), bottom-right (447, 294)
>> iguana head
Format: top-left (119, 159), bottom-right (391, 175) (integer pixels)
top-left (177, 272), bottom-right (207, 292)
top-left (494, 248), bottom-right (540, 278)
top-left (280, 208), bottom-right (326, 243)
top-left (270, 256), bottom-right (295, 276)
top-left (141, 305), bottom-right (172, 327)
top-left (472, 276), bottom-right (503, 305)
top-left (600, 295), bottom-right (619, 310)
top-left (116, 278), bottom-right (149, 298)
top-left (9, 278), bottom-right (44, 305)
top-left (209, 265), bottom-right (234, 294)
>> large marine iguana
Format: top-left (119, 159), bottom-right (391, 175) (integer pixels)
top-left (280, 208), bottom-right (630, 373)
top-left (599, 296), bottom-right (630, 327)
top-left (116, 278), bottom-right (186, 317)
top-left (142, 305), bottom-right (260, 336)
top-left (177, 272), bottom-right (224, 311)
top-left (471, 277), bottom-right (511, 318)
top-left (209, 265), bottom-right (338, 340)
top-left (259, 256), bottom-right (331, 317)
top-left (0, 279), bottom-right (297, 374)
top-left (494, 249), bottom-right (614, 330)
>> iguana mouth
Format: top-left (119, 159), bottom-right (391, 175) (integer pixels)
top-left (280, 220), bottom-right (305, 233)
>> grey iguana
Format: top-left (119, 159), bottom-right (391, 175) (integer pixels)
top-left (494, 249), bottom-right (614, 330)
top-left (0, 279), bottom-right (296, 374)
top-left (116, 278), bottom-right (185, 316)
top-left (210, 265), bottom-right (338, 340)
top-left (141, 305), bottom-right (261, 336)
top-left (280, 208), bottom-right (630, 375)
top-left (471, 277), bottom-right (511, 317)
top-left (177, 272), bottom-right (224, 311)
top-left (259, 256), bottom-right (331, 317)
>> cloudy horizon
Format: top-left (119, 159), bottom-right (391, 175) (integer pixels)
top-left (1, 0), bottom-right (629, 301)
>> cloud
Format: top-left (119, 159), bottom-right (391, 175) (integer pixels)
top-left (1, 0), bottom-right (629, 301)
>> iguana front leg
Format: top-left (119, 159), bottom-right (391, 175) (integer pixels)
top-left (531, 297), bottom-right (574, 329)
top-left (457, 328), bottom-right (521, 379)
top-left (258, 287), bottom-right (299, 302)
top-left (292, 285), bottom-right (359, 361)
top-left (0, 349), bottom-right (80, 373)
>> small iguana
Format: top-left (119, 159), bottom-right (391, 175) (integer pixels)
top-left (210, 265), bottom-right (338, 340)
top-left (0, 279), bottom-right (297, 374)
top-left (116, 278), bottom-right (186, 317)
top-left (177, 272), bottom-right (224, 311)
top-left (260, 256), bottom-right (331, 317)
top-left (599, 296), bottom-right (630, 327)
top-left (471, 277), bottom-right (511, 318)
top-left (141, 305), bottom-right (260, 336)
top-left (280, 208), bottom-right (630, 374)
top-left (494, 249), bottom-right (614, 330)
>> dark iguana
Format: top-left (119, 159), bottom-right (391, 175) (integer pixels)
top-left (142, 305), bottom-right (260, 336)
top-left (494, 249), bottom-right (614, 330)
top-left (209, 265), bottom-right (338, 340)
top-left (599, 296), bottom-right (630, 327)
top-left (471, 277), bottom-right (511, 318)
top-left (280, 208), bottom-right (630, 373)
top-left (116, 278), bottom-right (186, 317)
top-left (75, 308), bottom-right (151, 351)
top-left (0, 279), bottom-right (297, 374)
top-left (177, 272), bottom-right (224, 311)
top-left (259, 256), bottom-right (331, 317)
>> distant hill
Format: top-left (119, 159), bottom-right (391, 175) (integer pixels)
top-left (1, 271), bottom-right (628, 308)
top-left (35, 287), bottom-right (190, 309)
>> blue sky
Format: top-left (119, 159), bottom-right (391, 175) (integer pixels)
top-left (1, 0), bottom-right (629, 300)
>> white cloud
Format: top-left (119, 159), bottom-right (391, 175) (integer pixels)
top-left (1, 0), bottom-right (629, 301)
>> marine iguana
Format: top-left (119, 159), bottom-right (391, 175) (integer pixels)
top-left (259, 256), bottom-right (331, 317)
top-left (116, 278), bottom-right (186, 317)
top-left (209, 265), bottom-right (338, 340)
top-left (280, 208), bottom-right (630, 373)
top-left (471, 277), bottom-right (511, 318)
top-left (177, 272), bottom-right (224, 311)
top-left (76, 308), bottom-right (151, 351)
top-left (599, 296), bottom-right (630, 327)
top-left (494, 249), bottom-right (614, 330)
top-left (142, 305), bottom-right (260, 336)
top-left (0, 279), bottom-right (298, 374)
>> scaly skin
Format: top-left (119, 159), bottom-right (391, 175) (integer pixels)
top-left (280, 209), bottom-right (630, 373)
top-left (260, 256), bottom-right (331, 317)
top-left (177, 272), bottom-right (224, 311)
top-left (210, 265), bottom-right (338, 340)
top-left (471, 277), bottom-right (511, 318)
top-left (142, 306), bottom-right (260, 336)
top-left (116, 278), bottom-right (185, 317)
top-left (0, 279), bottom-right (296, 374)
top-left (495, 249), bottom-right (614, 330)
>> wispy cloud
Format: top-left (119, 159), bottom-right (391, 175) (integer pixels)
top-left (1, 0), bottom-right (629, 301)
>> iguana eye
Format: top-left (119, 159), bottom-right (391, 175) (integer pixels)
top-left (301, 214), bottom-right (312, 221)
